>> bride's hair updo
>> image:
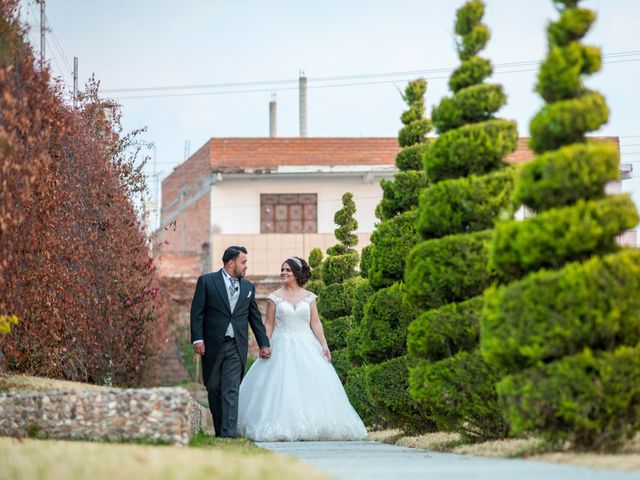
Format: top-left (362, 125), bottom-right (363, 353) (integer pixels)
top-left (284, 257), bottom-right (312, 287)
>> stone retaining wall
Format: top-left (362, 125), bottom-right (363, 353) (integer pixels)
top-left (0, 387), bottom-right (210, 445)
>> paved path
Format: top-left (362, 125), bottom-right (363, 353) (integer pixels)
top-left (258, 440), bottom-right (640, 480)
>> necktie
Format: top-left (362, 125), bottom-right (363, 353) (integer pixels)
top-left (228, 278), bottom-right (238, 297)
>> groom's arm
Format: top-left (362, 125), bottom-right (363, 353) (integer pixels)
top-left (190, 275), bottom-right (207, 352)
top-left (248, 285), bottom-right (270, 349)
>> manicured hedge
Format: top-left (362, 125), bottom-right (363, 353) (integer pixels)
top-left (409, 350), bottom-right (507, 440)
top-left (317, 276), bottom-right (365, 320)
top-left (396, 143), bottom-right (429, 171)
top-left (497, 345), bottom-right (640, 451)
top-left (324, 315), bottom-right (352, 350)
top-left (432, 83), bottom-right (506, 133)
top-left (513, 141), bottom-right (619, 211)
top-left (407, 295), bottom-right (482, 362)
top-left (481, 249), bottom-right (640, 371)
top-left (352, 280), bottom-right (374, 324)
top-left (368, 210), bottom-right (420, 288)
top-left (344, 365), bottom-right (375, 426)
top-left (321, 251), bottom-right (359, 286)
top-left (489, 194), bottom-right (638, 278)
top-left (357, 283), bottom-right (417, 363)
top-left (378, 171), bottom-right (428, 220)
top-left (417, 168), bottom-right (515, 239)
top-left (404, 230), bottom-right (494, 310)
top-left (529, 91), bottom-right (609, 153)
top-left (331, 347), bottom-right (350, 383)
top-left (366, 356), bottom-right (435, 433)
top-left (448, 56), bottom-right (492, 93)
top-left (424, 119), bottom-right (518, 183)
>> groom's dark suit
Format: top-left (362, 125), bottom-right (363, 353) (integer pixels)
top-left (190, 269), bottom-right (270, 437)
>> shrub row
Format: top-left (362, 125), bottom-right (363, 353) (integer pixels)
top-left (409, 350), bottom-right (507, 440)
top-left (489, 194), bottom-right (638, 278)
top-left (513, 141), bottom-right (619, 211)
top-left (424, 119), bottom-right (518, 183)
top-left (497, 345), bottom-right (640, 451)
top-left (407, 295), bottom-right (482, 362)
top-left (324, 315), bottom-right (352, 350)
top-left (417, 168), bottom-right (515, 239)
top-left (404, 230), bottom-right (495, 310)
top-left (481, 249), bottom-right (640, 371)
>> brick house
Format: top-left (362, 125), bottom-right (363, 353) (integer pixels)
top-left (155, 136), bottom-right (631, 280)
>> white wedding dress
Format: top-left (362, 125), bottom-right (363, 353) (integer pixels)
top-left (237, 291), bottom-right (367, 441)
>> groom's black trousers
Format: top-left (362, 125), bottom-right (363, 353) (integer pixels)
top-left (206, 337), bottom-right (243, 437)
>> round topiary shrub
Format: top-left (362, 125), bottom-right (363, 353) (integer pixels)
top-left (357, 283), bottom-right (417, 363)
top-left (352, 280), bottom-right (374, 324)
top-left (322, 251), bottom-right (359, 286)
top-left (407, 295), bottom-right (483, 362)
top-left (409, 350), bottom-right (507, 440)
top-left (323, 315), bottom-right (352, 350)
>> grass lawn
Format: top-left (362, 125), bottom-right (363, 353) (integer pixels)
top-left (0, 437), bottom-right (330, 480)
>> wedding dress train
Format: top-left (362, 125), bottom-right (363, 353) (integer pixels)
top-left (237, 292), bottom-right (367, 441)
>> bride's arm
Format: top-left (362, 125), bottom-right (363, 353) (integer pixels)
top-left (309, 300), bottom-right (332, 363)
top-left (265, 299), bottom-right (276, 338)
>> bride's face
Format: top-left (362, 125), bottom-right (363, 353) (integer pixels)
top-left (280, 263), bottom-right (296, 285)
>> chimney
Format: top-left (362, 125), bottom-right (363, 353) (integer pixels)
top-left (269, 94), bottom-right (277, 137)
top-left (299, 72), bottom-right (307, 137)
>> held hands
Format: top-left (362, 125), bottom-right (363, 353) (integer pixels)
top-left (193, 341), bottom-right (205, 356)
top-left (259, 346), bottom-right (271, 360)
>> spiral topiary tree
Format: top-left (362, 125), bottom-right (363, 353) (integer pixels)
top-left (481, 0), bottom-right (639, 451)
top-left (317, 193), bottom-right (365, 383)
top-left (403, 0), bottom-right (518, 441)
top-left (342, 79), bottom-right (435, 434)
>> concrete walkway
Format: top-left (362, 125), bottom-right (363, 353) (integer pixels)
top-left (258, 440), bottom-right (640, 480)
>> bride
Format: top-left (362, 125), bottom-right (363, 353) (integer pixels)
top-left (237, 256), bottom-right (367, 441)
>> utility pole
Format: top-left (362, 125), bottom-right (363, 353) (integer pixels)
top-left (39, 0), bottom-right (45, 70)
top-left (73, 57), bottom-right (78, 107)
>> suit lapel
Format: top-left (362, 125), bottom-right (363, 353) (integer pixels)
top-left (213, 270), bottom-right (232, 315)
top-left (238, 278), bottom-right (249, 308)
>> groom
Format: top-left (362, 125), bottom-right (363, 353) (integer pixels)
top-left (190, 245), bottom-right (271, 438)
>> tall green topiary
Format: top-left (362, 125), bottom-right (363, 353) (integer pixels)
top-left (344, 79), bottom-right (435, 433)
top-left (404, 0), bottom-right (518, 441)
top-left (306, 247), bottom-right (324, 295)
top-left (481, 0), bottom-right (639, 451)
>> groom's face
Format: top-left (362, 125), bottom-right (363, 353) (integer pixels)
top-left (231, 252), bottom-right (248, 278)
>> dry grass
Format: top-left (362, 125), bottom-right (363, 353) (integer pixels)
top-left (0, 438), bottom-right (331, 480)
top-left (0, 373), bottom-right (113, 393)
top-left (369, 429), bottom-right (640, 471)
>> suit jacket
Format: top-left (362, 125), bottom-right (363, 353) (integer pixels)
top-left (190, 269), bottom-right (270, 385)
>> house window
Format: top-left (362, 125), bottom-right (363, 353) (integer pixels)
top-left (261, 194), bottom-right (317, 233)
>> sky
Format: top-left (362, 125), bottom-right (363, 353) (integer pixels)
top-left (17, 0), bottom-right (640, 234)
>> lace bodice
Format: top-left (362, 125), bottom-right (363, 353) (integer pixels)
top-left (267, 291), bottom-right (317, 335)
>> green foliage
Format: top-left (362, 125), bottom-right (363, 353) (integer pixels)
top-left (0, 314), bottom-right (19, 335)
top-left (396, 143), bottom-right (429, 171)
top-left (331, 348), bottom-right (350, 383)
top-left (357, 283), bottom-right (417, 363)
top-left (404, 230), bottom-right (495, 311)
top-left (407, 296), bottom-right (482, 362)
top-left (333, 192), bottom-right (358, 249)
top-left (368, 210), bottom-right (420, 288)
top-left (398, 78), bottom-right (433, 148)
top-left (324, 315), bottom-right (352, 350)
top-left (352, 280), bottom-right (374, 324)
top-left (322, 251), bottom-right (359, 286)
top-left (497, 345), bottom-right (640, 451)
top-left (514, 141), bottom-right (619, 211)
top-left (308, 248), bottom-right (323, 273)
top-left (489, 195), bottom-right (638, 279)
top-left (344, 366), bottom-right (375, 425)
top-left (417, 169), bottom-right (515, 239)
top-left (409, 351), bottom-right (507, 441)
top-left (358, 245), bottom-right (372, 279)
top-left (454, 0), bottom-right (489, 60)
top-left (378, 171), bottom-right (428, 220)
top-left (306, 279), bottom-right (324, 295)
top-left (432, 84), bottom-right (506, 133)
top-left (481, 249), bottom-right (640, 371)
top-left (547, 7), bottom-right (595, 46)
top-left (449, 57), bottom-right (492, 93)
top-left (317, 276), bottom-right (365, 320)
top-left (424, 119), bottom-right (518, 183)
top-left (367, 356), bottom-right (435, 433)
top-left (529, 91), bottom-right (609, 153)
top-left (399, 119), bottom-right (433, 148)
